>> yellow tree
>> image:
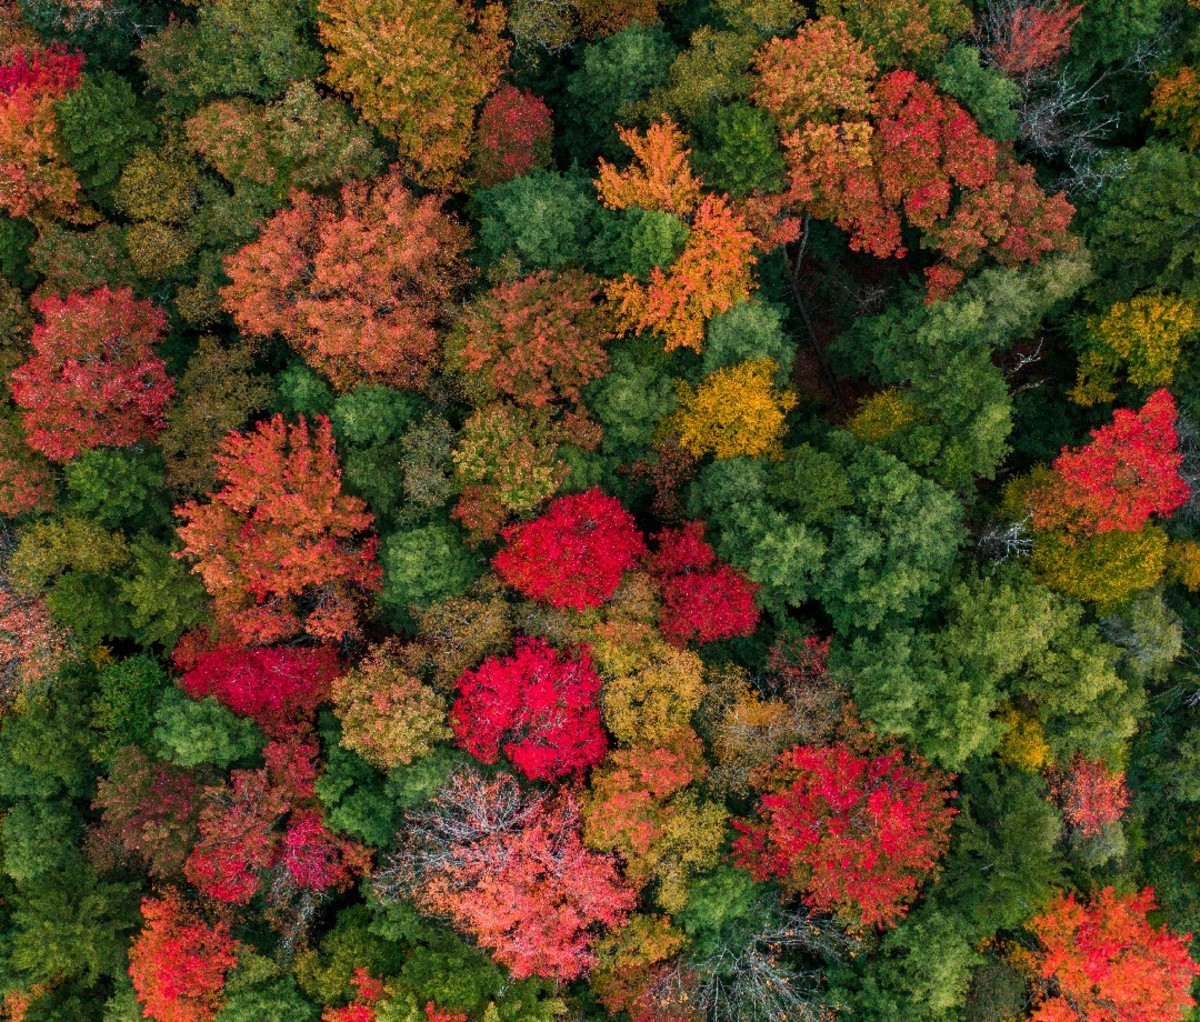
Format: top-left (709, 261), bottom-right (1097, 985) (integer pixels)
top-left (670, 358), bottom-right (796, 459)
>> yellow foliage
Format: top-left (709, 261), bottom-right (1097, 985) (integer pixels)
top-left (596, 118), bottom-right (702, 216)
top-left (1073, 294), bottom-right (1200, 405)
top-left (670, 358), bottom-right (796, 460)
top-left (1032, 525), bottom-right (1168, 610)
top-left (1167, 540), bottom-right (1200, 592)
top-left (846, 388), bottom-right (919, 442)
top-left (599, 633), bottom-right (707, 748)
top-left (997, 705), bottom-right (1050, 771)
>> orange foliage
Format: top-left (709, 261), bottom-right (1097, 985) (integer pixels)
top-left (596, 118), bottom-right (703, 217)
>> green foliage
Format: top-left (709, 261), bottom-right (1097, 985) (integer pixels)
top-left (64, 448), bottom-right (166, 529)
top-left (590, 207), bottom-right (691, 281)
top-left (91, 655), bottom-right (169, 763)
top-left (932, 45), bottom-right (1020, 142)
top-left (153, 689), bottom-right (264, 768)
top-left (56, 71), bottom-right (157, 204)
top-left (694, 103), bottom-right (787, 197)
top-left (214, 977), bottom-right (320, 1022)
top-left (380, 523), bottom-right (480, 622)
top-left (331, 386), bottom-right (424, 448)
top-left (702, 299), bottom-right (796, 379)
top-left (274, 362), bottom-right (336, 418)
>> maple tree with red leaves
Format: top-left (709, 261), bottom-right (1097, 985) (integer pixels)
top-left (451, 636), bottom-right (607, 781)
top-left (175, 414), bottom-right (381, 646)
top-left (986, 1), bottom-right (1084, 82)
top-left (0, 579), bottom-right (68, 706)
top-left (732, 742), bottom-right (957, 928)
top-left (0, 411), bottom-right (55, 516)
top-left (446, 269), bottom-right (613, 408)
top-left (282, 808), bottom-right (371, 892)
top-left (493, 487), bottom-right (646, 611)
top-left (1049, 755), bottom-right (1130, 838)
top-left (127, 890), bottom-right (240, 1022)
top-left (1019, 886), bottom-right (1200, 1022)
top-left (377, 771), bottom-right (636, 980)
top-left (179, 644), bottom-right (342, 736)
top-left (649, 522), bottom-right (760, 646)
top-left (473, 84), bottom-right (553, 188)
top-left (1033, 389), bottom-right (1191, 535)
top-left (322, 970), bottom-right (386, 1022)
top-left (10, 287), bottom-right (172, 462)
top-left (221, 170), bottom-right (471, 392)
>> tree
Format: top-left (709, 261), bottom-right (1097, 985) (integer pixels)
top-left (472, 84), bottom-right (553, 188)
top-left (670, 359), bottom-right (796, 460)
top-left (445, 270), bottom-right (613, 409)
top-left (608, 193), bottom-right (758, 352)
top-left (93, 745), bottom-right (198, 879)
top-left (127, 890), bottom-right (240, 1022)
top-left (732, 742), bottom-right (957, 928)
top-left (0, 409), bottom-right (55, 516)
top-left (1018, 887), bottom-right (1199, 1022)
top-left (984, 1), bottom-right (1084, 83)
top-left (376, 771), bottom-right (636, 980)
top-left (597, 631), bottom-right (708, 750)
top-left (1032, 390), bottom-right (1190, 535)
top-left (450, 637), bottom-right (607, 781)
top-left (175, 414), bottom-right (382, 645)
top-left (581, 740), bottom-right (726, 912)
top-left (0, 44), bottom-right (87, 222)
top-left (596, 118), bottom-right (702, 218)
top-left (180, 644), bottom-right (342, 736)
top-left (493, 488), bottom-right (646, 610)
top-left (0, 580), bottom-right (68, 706)
top-left (221, 171), bottom-right (472, 392)
top-left (10, 286), bottom-right (172, 462)
top-left (317, 0), bottom-right (509, 188)
top-left (816, 0), bottom-right (971, 70)
top-left (330, 642), bottom-right (450, 770)
top-left (1049, 755), bottom-right (1130, 838)
top-left (1150, 66), bottom-right (1200, 151)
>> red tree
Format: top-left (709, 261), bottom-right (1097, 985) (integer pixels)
top-left (732, 743), bottom-right (957, 928)
top-left (175, 415), bottom-right (381, 645)
top-left (446, 269), bottom-right (613, 408)
top-left (1036, 389), bottom-right (1191, 535)
top-left (0, 581), bottom-right (68, 706)
top-left (128, 890), bottom-right (240, 1022)
top-left (451, 637), bottom-right (607, 781)
top-left (281, 808), bottom-right (371, 893)
top-left (221, 170), bottom-right (471, 392)
top-left (493, 488), bottom-right (646, 610)
top-left (0, 411), bottom-right (55, 516)
top-left (1021, 887), bottom-right (1199, 1022)
top-left (472, 85), bottom-right (553, 188)
top-left (1050, 755), bottom-right (1130, 838)
top-left (180, 644), bottom-right (342, 736)
top-left (379, 772), bottom-right (636, 980)
top-left (987, 1), bottom-right (1084, 82)
top-left (0, 45), bottom-right (84, 96)
top-left (10, 287), bottom-right (172, 462)
top-left (649, 522), bottom-right (760, 646)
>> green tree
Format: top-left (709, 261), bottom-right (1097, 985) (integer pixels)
top-left (152, 689), bottom-right (264, 768)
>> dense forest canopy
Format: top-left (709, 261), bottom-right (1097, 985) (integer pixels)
top-left (1, 0), bottom-right (1200, 1020)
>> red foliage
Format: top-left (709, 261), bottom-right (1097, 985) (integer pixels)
top-left (282, 808), bottom-right (371, 892)
top-left (221, 170), bottom-right (471, 392)
top-left (1037, 389), bottom-right (1191, 534)
top-left (451, 637), bottom-right (607, 781)
top-left (0, 582), bottom-right (68, 705)
top-left (473, 84), bottom-right (553, 188)
top-left (649, 522), bottom-right (760, 646)
top-left (658, 565), bottom-right (760, 646)
top-left (128, 890), bottom-right (240, 1022)
top-left (322, 971), bottom-right (386, 1022)
top-left (0, 412), bottom-right (55, 516)
top-left (388, 772), bottom-right (636, 980)
top-left (424, 1004), bottom-right (468, 1022)
top-left (174, 414), bottom-right (381, 646)
top-left (493, 487), bottom-right (646, 611)
top-left (1023, 887), bottom-right (1200, 1022)
top-left (732, 742), bottom-right (957, 928)
top-left (180, 644), bottom-right (342, 736)
top-left (0, 45), bottom-right (83, 96)
top-left (989, 2), bottom-right (1083, 81)
top-left (766, 632), bottom-right (832, 690)
top-left (1050, 755), bottom-right (1130, 838)
top-left (10, 287), bottom-right (172, 462)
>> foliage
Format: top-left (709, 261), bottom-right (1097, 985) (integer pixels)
top-left (318, 0), bottom-right (509, 188)
top-left (222, 171), bottom-right (472, 392)
top-left (472, 85), bottom-right (553, 189)
top-left (671, 358), bottom-right (797, 460)
top-left (175, 414), bottom-right (381, 645)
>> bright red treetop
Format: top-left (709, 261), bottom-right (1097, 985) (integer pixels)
top-left (732, 742), bottom-right (957, 928)
top-left (1022, 887), bottom-right (1199, 1022)
top-left (10, 287), bottom-right (172, 462)
top-left (493, 488), bottom-right (647, 611)
top-left (180, 644), bottom-right (342, 736)
top-left (128, 890), bottom-right (240, 1022)
top-left (221, 170), bottom-right (471, 392)
top-left (451, 637), bottom-right (607, 781)
top-left (650, 522), bottom-right (760, 646)
top-left (473, 84), bottom-right (554, 188)
top-left (0, 45), bottom-right (83, 96)
top-left (175, 414), bottom-right (381, 645)
top-left (988, 2), bottom-right (1083, 82)
top-left (383, 772), bottom-right (636, 980)
top-left (1041, 389), bottom-right (1190, 534)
